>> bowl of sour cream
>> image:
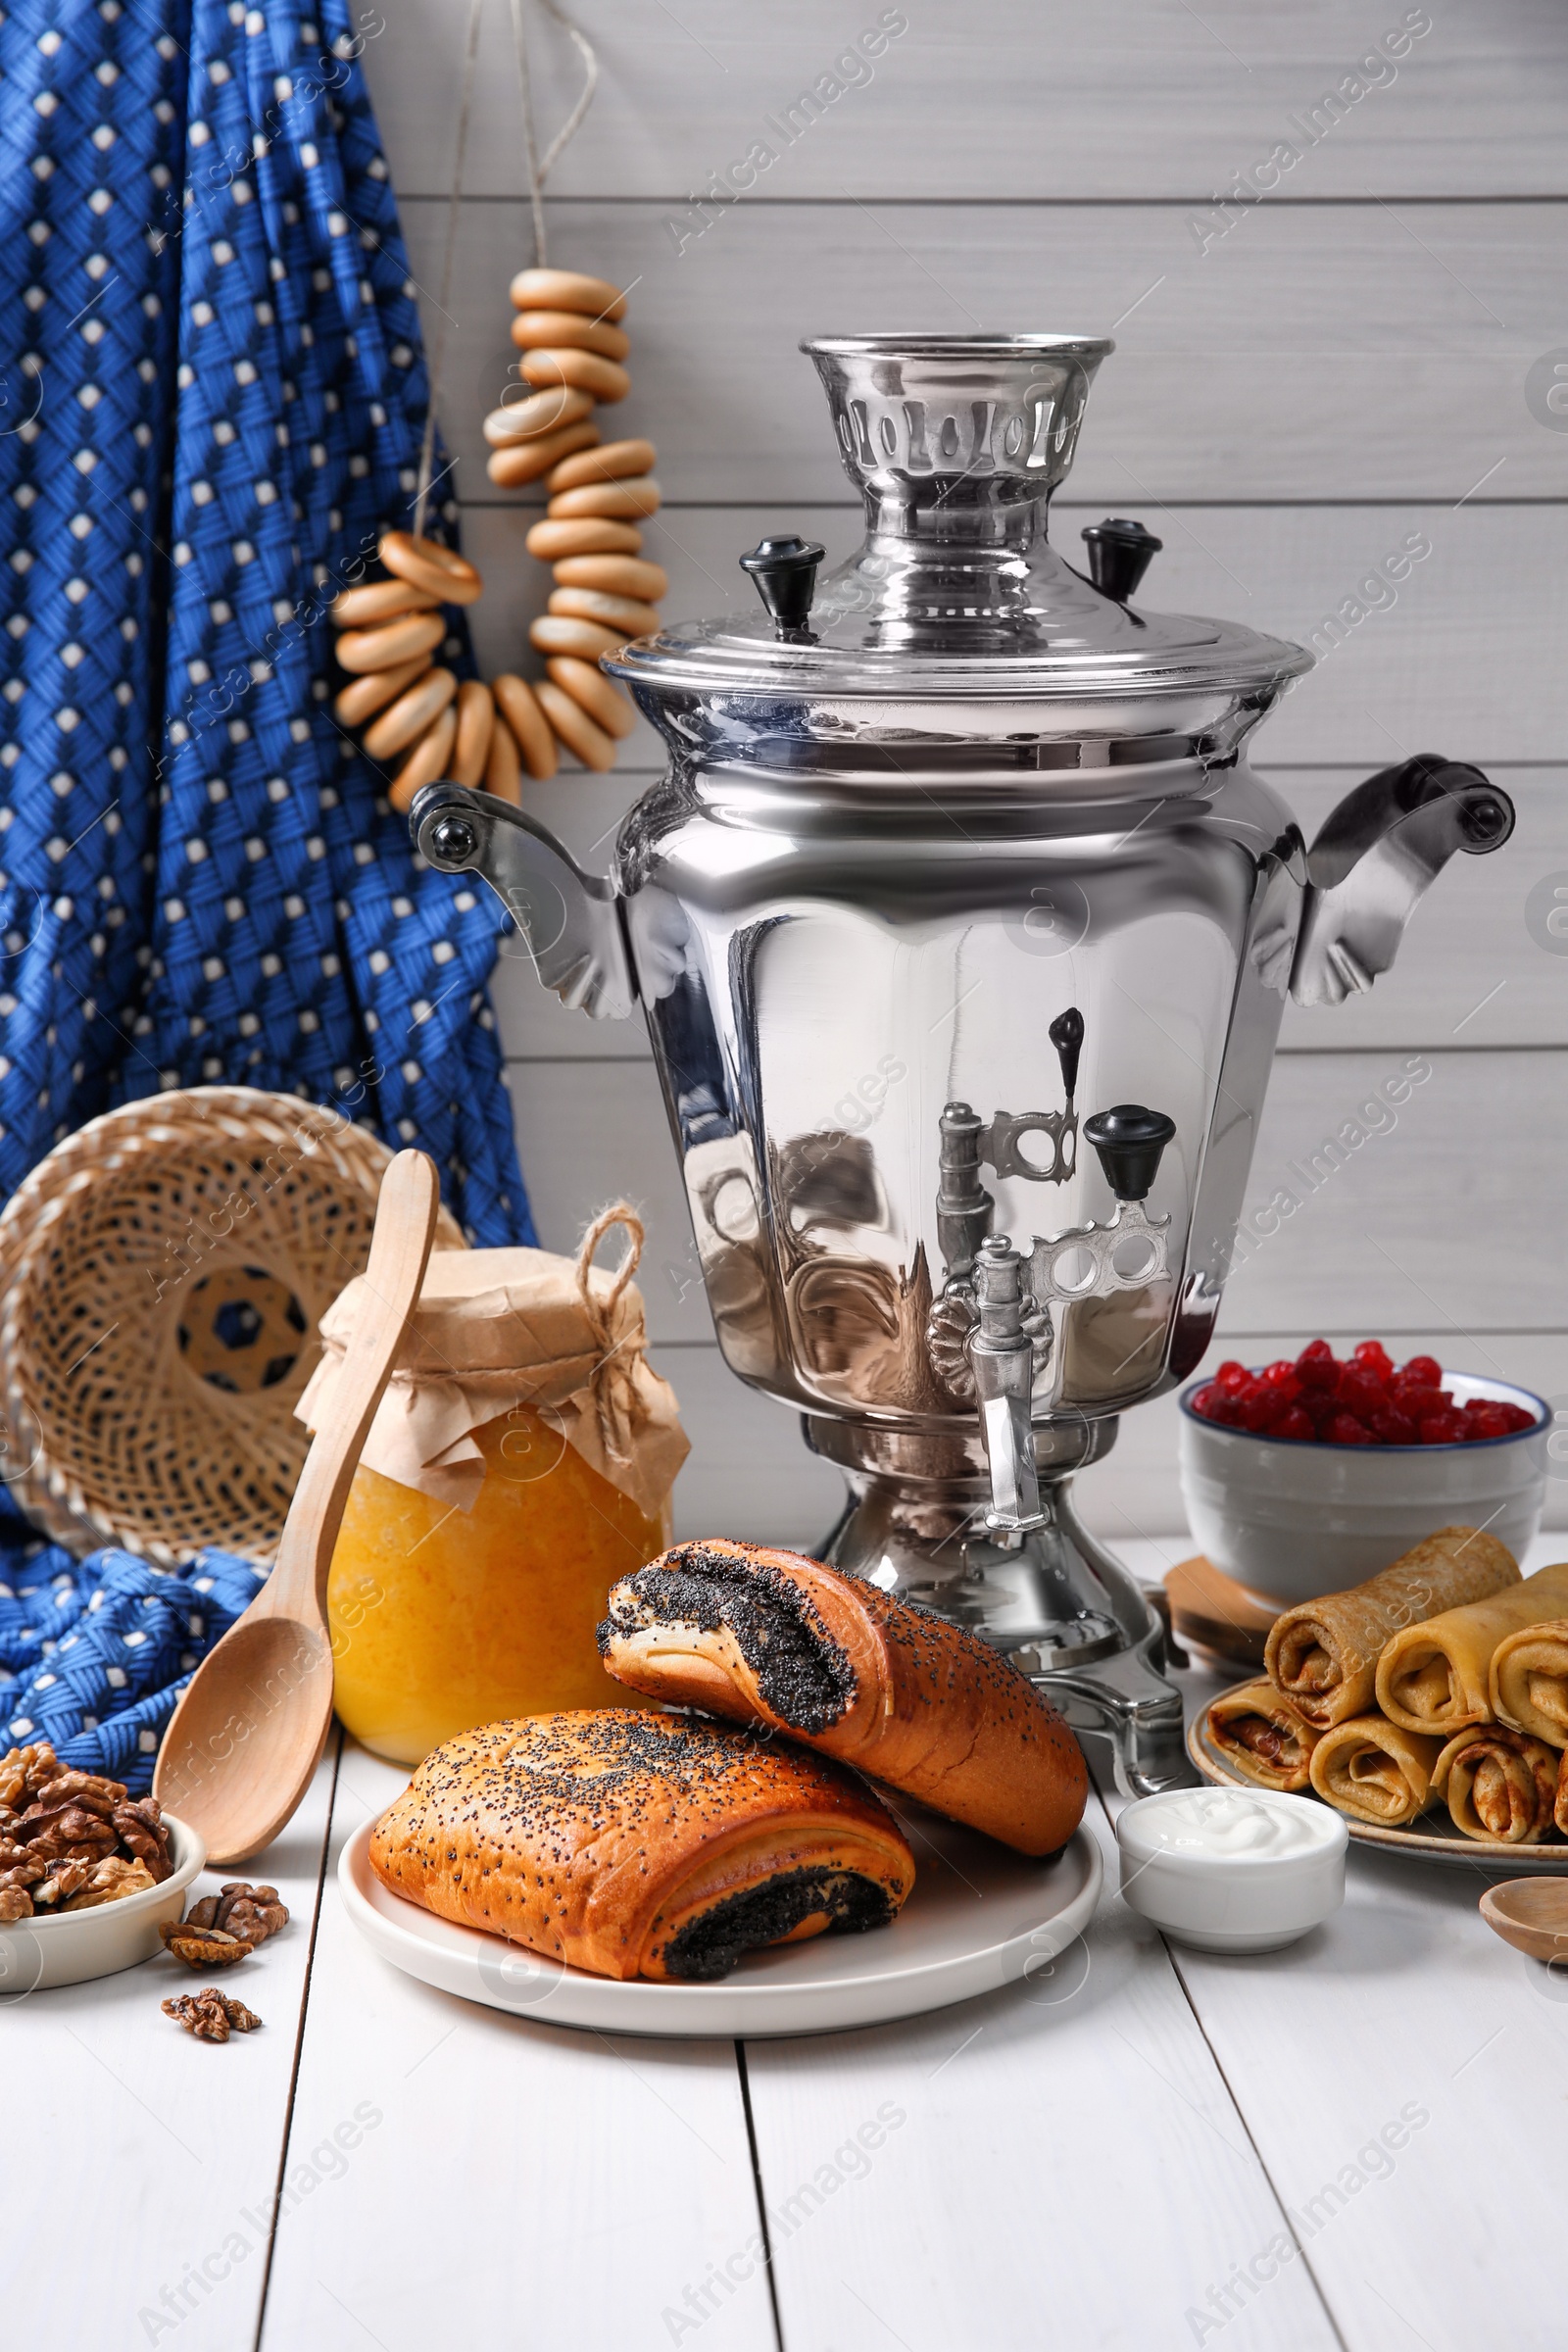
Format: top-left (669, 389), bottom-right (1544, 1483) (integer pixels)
top-left (1115, 1787), bottom-right (1348, 1954)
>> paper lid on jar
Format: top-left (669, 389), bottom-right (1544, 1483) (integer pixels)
top-left (296, 1207), bottom-right (689, 1517)
top-left (322, 1241), bottom-right (647, 1381)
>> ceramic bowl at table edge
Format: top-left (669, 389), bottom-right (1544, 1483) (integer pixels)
top-left (0, 1813), bottom-right (205, 1993)
top-left (1177, 1369), bottom-right (1551, 1605)
top-left (1115, 1788), bottom-right (1348, 1954)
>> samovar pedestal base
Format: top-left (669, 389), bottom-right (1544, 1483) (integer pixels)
top-left (804, 1414), bottom-right (1196, 1798)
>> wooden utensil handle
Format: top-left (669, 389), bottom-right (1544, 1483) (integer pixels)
top-left (266, 1149), bottom-right (441, 1618)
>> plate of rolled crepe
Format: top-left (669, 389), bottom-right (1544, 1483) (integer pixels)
top-left (342, 1541), bottom-right (1103, 2034)
top-left (1190, 1527), bottom-right (1568, 1867)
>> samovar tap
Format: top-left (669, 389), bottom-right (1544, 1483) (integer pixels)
top-left (969, 1235), bottom-right (1047, 1539)
top-left (959, 1103), bottom-right (1177, 1535)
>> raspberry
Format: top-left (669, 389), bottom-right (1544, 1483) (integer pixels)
top-left (1337, 1367), bottom-right (1388, 1418)
top-left (1192, 1384), bottom-right (1240, 1426)
top-left (1200, 1338), bottom-right (1533, 1448)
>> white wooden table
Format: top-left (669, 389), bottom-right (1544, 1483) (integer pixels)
top-left (28, 1537), bottom-right (1566, 2352)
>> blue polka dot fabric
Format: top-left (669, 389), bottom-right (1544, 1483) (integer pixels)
top-left (0, 0), bottom-right (534, 1246)
top-left (0, 1492), bottom-right (266, 1793)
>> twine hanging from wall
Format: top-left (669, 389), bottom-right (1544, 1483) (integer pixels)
top-left (338, 0), bottom-right (662, 799)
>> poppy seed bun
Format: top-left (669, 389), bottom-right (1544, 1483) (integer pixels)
top-left (368, 1709), bottom-right (914, 1983)
top-left (599, 1540), bottom-right (1089, 1857)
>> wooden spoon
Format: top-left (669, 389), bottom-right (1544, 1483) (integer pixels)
top-left (1479, 1879), bottom-right (1568, 1965)
top-left (154, 1150), bottom-right (441, 1863)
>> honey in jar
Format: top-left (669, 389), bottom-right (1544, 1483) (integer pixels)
top-left (299, 1210), bottom-right (688, 1764)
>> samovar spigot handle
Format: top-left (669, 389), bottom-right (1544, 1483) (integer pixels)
top-left (1024, 1103), bottom-right (1176, 1303)
top-left (934, 1005), bottom-right (1087, 1284)
top-left (969, 1235), bottom-right (1047, 1538)
top-left (1082, 1102), bottom-right (1175, 1201)
top-left (1049, 1005), bottom-right (1084, 1101)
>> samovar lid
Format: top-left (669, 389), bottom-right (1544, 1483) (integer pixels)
top-left (609, 334), bottom-right (1311, 705)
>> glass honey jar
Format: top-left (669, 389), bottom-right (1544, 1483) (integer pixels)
top-left (300, 1209), bottom-right (688, 1764)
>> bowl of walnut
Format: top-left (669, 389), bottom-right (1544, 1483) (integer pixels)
top-left (0, 1741), bottom-right (205, 1991)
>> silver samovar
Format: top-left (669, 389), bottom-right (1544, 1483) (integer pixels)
top-left (411, 334), bottom-right (1513, 1792)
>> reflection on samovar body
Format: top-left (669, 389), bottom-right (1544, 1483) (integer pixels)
top-left (412, 330), bottom-right (1514, 1793)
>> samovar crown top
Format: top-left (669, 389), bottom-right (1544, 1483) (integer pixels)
top-left (801, 331), bottom-right (1113, 506)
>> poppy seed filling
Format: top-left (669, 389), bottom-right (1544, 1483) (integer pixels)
top-left (602, 1547), bottom-right (857, 1733)
top-left (661, 1865), bottom-right (896, 1982)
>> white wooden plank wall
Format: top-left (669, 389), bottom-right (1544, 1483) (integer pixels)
top-left (362, 0), bottom-right (1568, 1542)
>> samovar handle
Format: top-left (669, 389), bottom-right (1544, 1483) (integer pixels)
top-left (409, 782), bottom-right (636, 1022)
top-left (1290, 753), bottom-right (1514, 1007)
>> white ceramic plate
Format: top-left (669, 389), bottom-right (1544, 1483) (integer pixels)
top-left (1189, 1698), bottom-right (1568, 1875)
top-left (338, 1807), bottom-right (1102, 2038)
top-left (0, 1813), bottom-right (206, 1992)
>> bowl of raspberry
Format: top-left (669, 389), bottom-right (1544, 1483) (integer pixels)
top-left (1178, 1342), bottom-right (1549, 1604)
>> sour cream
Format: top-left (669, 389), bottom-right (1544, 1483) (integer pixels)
top-left (1129, 1787), bottom-right (1337, 1861)
top-left (1115, 1785), bottom-right (1348, 1954)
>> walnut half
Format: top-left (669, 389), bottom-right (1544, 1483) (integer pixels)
top-left (63, 1857), bottom-right (158, 1911)
top-left (162, 1986), bottom-right (263, 2042)
top-left (160, 1920), bottom-right (256, 1969)
top-left (110, 1797), bottom-right (173, 1884)
top-left (185, 1882), bottom-right (289, 1945)
top-left (0, 1741), bottom-right (63, 1809)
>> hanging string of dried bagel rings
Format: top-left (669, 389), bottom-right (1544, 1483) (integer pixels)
top-left (329, 264), bottom-right (662, 809)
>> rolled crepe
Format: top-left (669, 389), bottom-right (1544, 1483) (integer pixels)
top-left (1556, 1748), bottom-right (1568, 1840)
top-left (1432, 1724), bottom-right (1559, 1843)
top-left (1265, 1529), bottom-right (1519, 1729)
top-left (1490, 1617), bottom-right (1568, 1748)
top-left (1307, 1715), bottom-right (1445, 1827)
top-left (1205, 1681), bottom-right (1321, 1792)
top-left (1376, 1560), bottom-right (1568, 1738)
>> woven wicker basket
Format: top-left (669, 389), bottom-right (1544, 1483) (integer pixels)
top-left (0, 1087), bottom-right (464, 1564)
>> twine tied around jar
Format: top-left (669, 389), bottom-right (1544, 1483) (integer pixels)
top-left (574, 1201), bottom-right (647, 1470)
top-left (300, 1214), bottom-right (688, 1517)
